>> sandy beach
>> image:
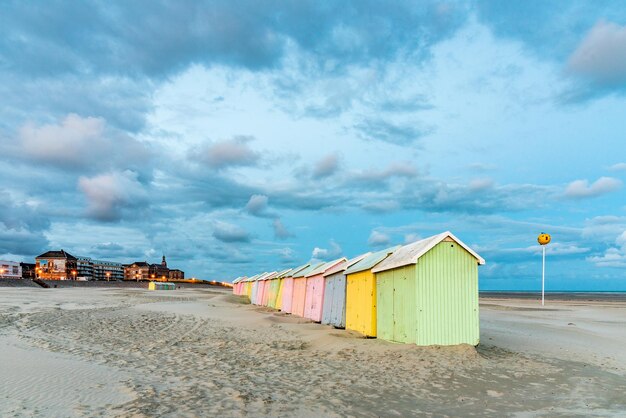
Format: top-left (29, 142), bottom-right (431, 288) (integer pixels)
top-left (1, 287), bottom-right (625, 417)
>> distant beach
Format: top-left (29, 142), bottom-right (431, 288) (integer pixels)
top-left (1, 287), bottom-right (625, 416)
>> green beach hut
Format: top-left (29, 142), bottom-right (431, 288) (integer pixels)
top-left (372, 231), bottom-right (485, 346)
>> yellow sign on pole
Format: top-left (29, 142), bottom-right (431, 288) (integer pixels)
top-left (537, 232), bottom-right (551, 306)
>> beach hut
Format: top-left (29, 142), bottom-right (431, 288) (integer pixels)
top-left (291, 262), bottom-right (323, 317)
top-left (303, 257), bottom-right (346, 322)
top-left (321, 252), bottom-right (371, 328)
top-left (268, 268), bottom-right (291, 309)
top-left (275, 268), bottom-right (293, 311)
top-left (280, 264), bottom-right (310, 314)
top-left (258, 272), bottom-right (275, 305)
top-left (345, 245), bottom-right (400, 337)
top-left (261, 272), bottom-right (279, 306)
top-left (372, 231), bottom-right (485, 346)
top-left (251, 272), bottom-right (268, 305)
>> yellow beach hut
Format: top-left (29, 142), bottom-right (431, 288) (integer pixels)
top-left (344, 245), bottom-right (400, 337)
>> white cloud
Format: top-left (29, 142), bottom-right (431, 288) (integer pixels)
top-left (568, 21), bottom-right (626, 86)
top-left (17, 113), bottom-right (148, 171)
top-left (608, 162), bottom-right (626, 171)
top-left (564, 177), bottom-right (622, 198)
top-left (588, 230), bottom-right (626, 267)
top-left (78, 170), bottom-right (147, 221)
top-left (212, 221), bottom-right (251, 243)
top-left (367, 230), bottom-right (391, 247)
top-left (196, 136), bottom-right (259, 169)
top-left (311, 239), bottom-right (342, 260)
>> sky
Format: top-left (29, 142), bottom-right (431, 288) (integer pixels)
top-left (1, 1), bottom-right (626, 290)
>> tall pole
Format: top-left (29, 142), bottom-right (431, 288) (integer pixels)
top-left (542, 245), bottom-right (545, 306)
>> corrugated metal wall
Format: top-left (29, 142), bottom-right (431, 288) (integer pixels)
top-left (274, 279), bottom-right (285, 310)
top-left (414, 242), bottom-right (479, 346)
top-left (304, 275), bottom-right (325, 322)
top-left (375, 264), bottom-right (416, 343)
top-left (291, 277), bottom-right (307, 317)
top-left (281, 277), bottom-right (295, 313)
top-left (346, 270), bottom-right (377, 337)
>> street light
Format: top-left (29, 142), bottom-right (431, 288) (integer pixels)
top-left (71, 270), bottom-right (77, 280)
top-left (106, 271), bottom-right (111, 282)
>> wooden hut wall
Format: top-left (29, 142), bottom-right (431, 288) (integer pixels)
top-left (281, 277), bottom-right (295, 313)
top-left (321, 271), bottom-right (347, 328)
top-left (345, 269), bottom-right (378, 337)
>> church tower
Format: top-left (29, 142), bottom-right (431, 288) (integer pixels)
top-left (161, 255), bottom-right (167, 267)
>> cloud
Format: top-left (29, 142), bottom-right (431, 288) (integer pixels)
top-left (564, 177), bottom-right (622, 199)
top-left (245, 194), bottom-right (269, 216)
top-left (0, 192), bottom-right (50, 256)
top-left (312, 153), bottom-right (340, 179)
top-left (78, 170), bottom-right (148, 221)
top-left (367, 230), bottom-right (391, 247)
top-left (608, 162), bottom-right (626, 171)
top-left (312, 239), bottom-right (342, 260)
top-left (14, 113), bottom-right (150, 171)
top-left (212, 221), bottom-right (251, 243)
top-left (273, 218), bottom-right (293, 240)
top-left (588, 230), bottom-right (626, 268)
top-left (354, 118), bottom-right (432, 145)
top-left (195, 136), bottom-right (259, 170)
top-left (567, 21), bottom-right (626, 87)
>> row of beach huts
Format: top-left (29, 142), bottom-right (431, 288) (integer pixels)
top-left (232, 231), bottom-right (485, 346)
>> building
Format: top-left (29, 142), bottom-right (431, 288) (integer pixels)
top-left (92, 260), bottom-right (124, 281)
top-left (0, 260), bottom-right (22, 279)
top-left (372, 231), bottom-right (485, 346)
top-left (291, 263), bottom-right (323, 317)
top-left (303, 257), bottom-right (346, 322)
top-left (20, 262), bottom-right (36, 279)
top-left (76, 256), bottom-right (94, 280)
top-left (168, 269), bottom-right (184, 280)
top-left (124, 256), bottom-right (183, 281)
top-left (321, 252), bottom-right (370, 328)
top-left (124, 261), bottom-right (151, 281)
top-left (344, 246), bottom-right (400, 337)
top-left (35, 250), bottom-right (78, 280)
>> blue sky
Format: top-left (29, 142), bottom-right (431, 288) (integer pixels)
top-left (1, 1), bottom-right (626, 290)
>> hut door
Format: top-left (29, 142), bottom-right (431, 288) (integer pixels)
top-left (393, 272), bottom-right (415, 344)
top-left (376, 273), bottom-right (394, 342)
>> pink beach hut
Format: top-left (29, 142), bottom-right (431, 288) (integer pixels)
top-left (280, 264), bottom-right (310, 314)
top-left (303, 257), bottom-right (347, 322)
top-left (251, 272), bottom-right (270, 305)
top-left (291, 262), bottom-right (324, 318)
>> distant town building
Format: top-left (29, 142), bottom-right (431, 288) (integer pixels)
top-left (169, 269), bottom-right (185, 280)
top-left (124, 256), bottom-right (184, 281)
top-left (20, 262), bottom-right (36, 279)
top-left (92, 260), bottom-right (124, 281)
top-left (76, 256), bottom-right (94, 280)
top-left (35, 250), bottom-right (78, 280)
top-left (124, 261), bottom-right (151, 281)
top-left (0, 260), bottom-right (22, 279)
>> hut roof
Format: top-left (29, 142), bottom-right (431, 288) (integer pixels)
top-left (293, 262), bottom-right (324, 278)
top-left (323, 252), bottom-right (371, 277)
top-left (285, 263), bottom-right (310, 278)
top-left (274, 268), bottom-right (293, 279)
top-left (259, 271), bottom-right (278, 281)
top-left (344, 245), bottom-right (401, 275)
top-left (371, 231), bottom-right (485, 273)
top-left (305, 257), bottom-right (347, 277)
top-left (245, 273), bottom-right (264, 282)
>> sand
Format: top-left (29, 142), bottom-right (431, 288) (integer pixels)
top-left (1, 288), bottom-right (625, 417)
